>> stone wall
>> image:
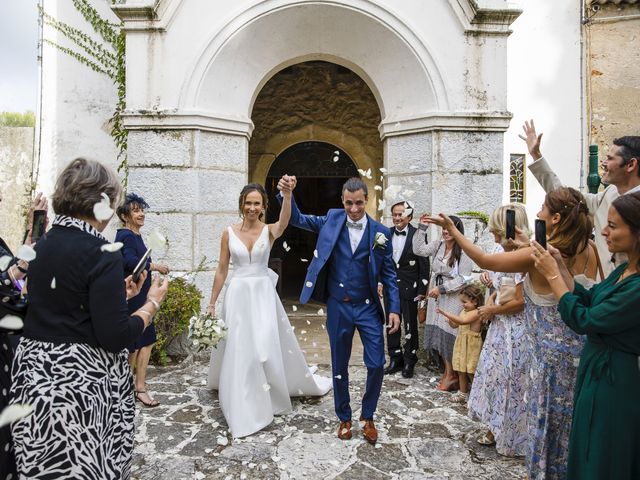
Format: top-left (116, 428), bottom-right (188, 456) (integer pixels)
top-left (0, 127), bottom-right (34, 250)
top-left (587, 3), bottom-right (640, 149)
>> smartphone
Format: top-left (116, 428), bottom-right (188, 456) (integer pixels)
top-left (535, 219), bottom-right (547, 250)
top-left (132, 249), bottom-right (152, 282)
top-left (32, 210), bottom-right (47, 243)
top-left (505, 209), bottom-right (516, 240)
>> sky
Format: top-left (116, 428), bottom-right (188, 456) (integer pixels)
top-left (0, 0), bottom-right (40, 113)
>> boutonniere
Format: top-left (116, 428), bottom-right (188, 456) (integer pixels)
top-left (373, 232), bottom-right (388, 250)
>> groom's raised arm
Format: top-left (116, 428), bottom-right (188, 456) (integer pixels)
top-left (276, 191), bottom-right (327, 233)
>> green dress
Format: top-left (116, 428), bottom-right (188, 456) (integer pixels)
top-left (558, 263), bottom-right (640, 480)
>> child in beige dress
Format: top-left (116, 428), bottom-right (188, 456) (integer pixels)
top-left (436, 284), bottom-right (484, 403)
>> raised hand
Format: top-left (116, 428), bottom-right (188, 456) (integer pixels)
top-left (479, 271), bottom-right (493, 288)
top-left (277, 175), bottom-right (296, 196)
top-left (518, 119), bottom-right (543, 160)
top-left (424, 213), bottom-right (455, 232)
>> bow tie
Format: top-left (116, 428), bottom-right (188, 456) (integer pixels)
top-left (393, 229), bottom-right (407, 236)
top-left (346, 221), bottom-right (363, 230)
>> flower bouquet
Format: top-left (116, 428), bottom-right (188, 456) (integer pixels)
top-left (188, 312), bottom-right (227, 352)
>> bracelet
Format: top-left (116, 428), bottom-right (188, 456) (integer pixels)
top-left (147, 298), bottom-right (161, 310)
top-left (548, 275), bottom-right (559, 281)
top-left (16, 264), bottom-right (28, 274)
top-left (138, 309), bottom-right (153, 318)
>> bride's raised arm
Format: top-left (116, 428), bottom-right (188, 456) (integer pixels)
top-left (426, 213), bottom-right (533, 274)
top-left (270, 175), bottom-right (293, 240)
top-left (206, 229), bottom-right (231, 316)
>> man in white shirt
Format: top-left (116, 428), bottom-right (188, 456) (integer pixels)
top-left (521, 120), bottom-right (640, 276)
top-left (378, 201), bottom-right (430, 378)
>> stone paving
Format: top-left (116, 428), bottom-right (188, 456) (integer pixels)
top-left (132, 312), bottom-right (526, 480)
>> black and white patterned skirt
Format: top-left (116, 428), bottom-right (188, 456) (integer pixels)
top-left (10, 338), bottom-right (135, 479)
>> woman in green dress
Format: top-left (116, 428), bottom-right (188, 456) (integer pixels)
top-left (531, 191), bottom-right (640, 480)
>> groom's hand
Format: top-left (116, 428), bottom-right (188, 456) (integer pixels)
top-left (387, 313), bottom-right (400, 334)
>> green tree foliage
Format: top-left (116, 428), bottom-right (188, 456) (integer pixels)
top-left (151, 277), bottom-right (203, 365)
top-left (0, 111), bottom-right (36, 127)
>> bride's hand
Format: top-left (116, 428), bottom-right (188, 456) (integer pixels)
top-left (206, 304), bottom-right (215, 317)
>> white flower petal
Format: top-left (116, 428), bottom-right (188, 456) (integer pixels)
top-left (384, 185), bottom-right (402, 199)
top-left (305, 281), bottom-right (313, 288)
top-left (332, 156), bottom-right (339, 162)
top-left (402, 208), bottom-right (413, 218)
top-left (0, 403), bottom-right (33, 428)
top-left (292, 305), bottom-right (297, 312)
top-left (313, 250), bottom-right (318, 258)
top-left (282, 241), bottom-right (291, 252)
top-left (262, 383), bottom-right (271, 391)
top-left (0, 315), bottom-right (24, 331)
top-left (409, 260), bottom-right (416, 266)
top-left (378, 199), bottom-right (386, 211)
top-left (93, 194), bottom-right (114, 221)
top-left (374, 185), bottom-right (383, 191)
top-left (300, 258), bottom-right (308, 263)
top-left (413, 282), bottom-right (417, 288)
top-left (317, 308), bottom-right (324, 315)
top-left (334, 374), bottom-right (342, 379)
top-left (50, 277), bottom-right (56, 289)
top-left (101, 242), bottom-right (123, 253)
top-left (0, 256), bottom-right (12, 271)
top-left (300, 330), bottom-right (307, 334)
top-left (16, 245), bottom-right (36, 262)
top-left (422, 279), bottom-right (428, 285)
top-left (379, 168), bottom-right (387, 173)
top-left (147, 229), bottom-right (166, 251)
top-left (334, 150), bottom-right (340, 155)
top-left (405, 333), bottom-right (412, 339)
top-left (216, 436), bottom-right (229, 446)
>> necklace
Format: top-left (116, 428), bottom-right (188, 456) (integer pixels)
top-left (619, 268), bottom-right (636, 282)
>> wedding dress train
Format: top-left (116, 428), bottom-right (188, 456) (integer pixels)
top-left (207, 225), bottom-right (332, 438)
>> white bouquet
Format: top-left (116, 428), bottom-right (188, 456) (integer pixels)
top-left (188, 312), bottom-right (227, 352)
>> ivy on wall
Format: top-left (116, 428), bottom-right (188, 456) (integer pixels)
top-left (39, 0), bottom-right (129, 187)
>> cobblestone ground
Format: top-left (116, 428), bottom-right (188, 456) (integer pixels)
top-left (132, 313), bottom-right (526, 480)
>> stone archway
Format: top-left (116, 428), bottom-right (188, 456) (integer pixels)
top-left (250, 61), bottom-right (383, 218)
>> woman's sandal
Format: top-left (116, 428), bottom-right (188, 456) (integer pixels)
top-left (437, 379), bottom-right (459, 392)
top-left (477, 432), bottom-right (496, 446)
top-left (135, 390), bottom-right (160, 408)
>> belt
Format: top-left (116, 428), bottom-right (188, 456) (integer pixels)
top-left (338, 295), bottom-right (375, 305)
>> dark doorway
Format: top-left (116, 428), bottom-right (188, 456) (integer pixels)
top-left (266, 141), bottom-right (359, 298)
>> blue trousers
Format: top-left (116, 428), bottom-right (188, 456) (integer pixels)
top-left (326, 297), bottom-right (385, 421)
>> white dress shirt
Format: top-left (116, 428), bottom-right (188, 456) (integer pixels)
top-left (391, 225), bottom-right (408, 264)
top-left (347, 216), bottom-right (368, 254)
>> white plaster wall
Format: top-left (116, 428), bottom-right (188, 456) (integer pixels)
top-left (504, 0), bottom-right (583, 223)
top-left (38, 0), bottom-right (120, 206)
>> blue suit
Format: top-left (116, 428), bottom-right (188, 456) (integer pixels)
top-left (283, 193), bottom-right (400, 421)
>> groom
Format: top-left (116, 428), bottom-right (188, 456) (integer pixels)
top-left (277, 176), bottom-right (400, 445)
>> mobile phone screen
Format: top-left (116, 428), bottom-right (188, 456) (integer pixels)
top-left (505, 209), bottom-right (516, 240)
top-left (132, 249), bottom-right (152, 282)
top-left (535, 219), bottom-right (547, 249)
top-left (32, 210), bottom-right (46, 243)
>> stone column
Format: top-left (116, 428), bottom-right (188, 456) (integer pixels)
top-left (127, 129), bottom-right (248, 301)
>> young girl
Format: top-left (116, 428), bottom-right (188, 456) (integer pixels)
top-left (436, 284), bottom-right (484, 403)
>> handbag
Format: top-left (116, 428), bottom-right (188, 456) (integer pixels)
top-left (417, 298), bottom-right (427, 324)
top-left (496, 276), bottom-right (516, 305)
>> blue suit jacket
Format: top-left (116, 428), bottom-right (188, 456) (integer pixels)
top-left (282, 193), bottom-right (401, 320)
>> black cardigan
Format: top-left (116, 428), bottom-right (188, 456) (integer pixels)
top-left (22, 225), bottom-right (144, 352)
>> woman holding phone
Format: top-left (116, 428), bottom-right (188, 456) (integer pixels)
top-left (531, 192), bottom-right (640, 480)
top-left (116, 193), bottom-right (170, 408)
top-left (425, 187), bottom-right (597, 480)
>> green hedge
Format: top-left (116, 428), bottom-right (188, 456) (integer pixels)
top-left (150, 277), bottom-right (202, 365)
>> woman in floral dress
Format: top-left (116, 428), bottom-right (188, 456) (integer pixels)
top-left (468, 204), bottom-right (529, 457)
top-left (412, 215), bottom-right (473, 391)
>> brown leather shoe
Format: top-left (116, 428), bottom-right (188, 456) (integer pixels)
top-left (337, 420), bottom-right (352, 440)
top-left (360, 417), bottom-right (378, 445)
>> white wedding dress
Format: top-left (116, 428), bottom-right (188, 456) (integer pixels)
top-left (207, 225), bottom-right (332, 438)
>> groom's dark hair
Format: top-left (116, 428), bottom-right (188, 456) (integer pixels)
top-left (342, 177), bottom-right (368, 198)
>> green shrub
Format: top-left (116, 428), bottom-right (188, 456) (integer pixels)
top-left (151, 276), bottom-right (202, 365)
top-left (0, 111), bottom-right (36, 127)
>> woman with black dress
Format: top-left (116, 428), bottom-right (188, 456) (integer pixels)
top-left (116, 193), bottom-right (170, 408)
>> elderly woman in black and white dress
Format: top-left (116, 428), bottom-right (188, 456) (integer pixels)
top-left (412, 215), bottom-right (473, 391)
top-left (9, 158), bottom-right (168, 479)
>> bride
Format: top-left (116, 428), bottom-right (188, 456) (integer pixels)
top-left (206, 176), bottom-right (331, 438)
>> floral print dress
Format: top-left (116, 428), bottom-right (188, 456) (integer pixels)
top-left (523, 275), bottom-right (584, 480)
top-left (468, 271), bottom-right (529, 457)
